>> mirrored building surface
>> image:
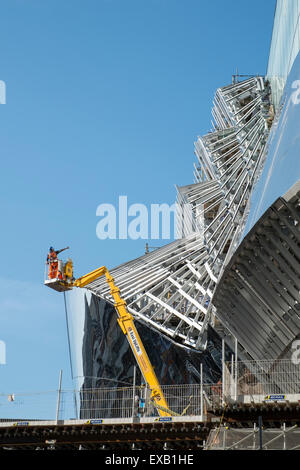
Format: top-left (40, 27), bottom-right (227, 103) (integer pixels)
top-left (65, 1), bottom-right (300, 404)
top-left (245, 49), bottom-right (300, 234)
top-left (214, 0), bottom-right (300, 363)
top-left (267, 0), bottom-right (300, 110)
top-left (65, 288), bottom-right (225, 392)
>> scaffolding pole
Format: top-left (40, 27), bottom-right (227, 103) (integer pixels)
top-left (56, 369), bottom-right (63, 423)
top-left (200, 363), bottom-right (203, 421)
top-left (261, 424), bottom-right (298, 450)
top-left (234, 337), bottom-right (238, 401)
top-left (222, 339), bottom-right (225, 406)
top-left (131, 365), bottom-right (137, 419)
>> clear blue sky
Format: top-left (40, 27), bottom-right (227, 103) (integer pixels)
top-left (0, 0), bottom-right (276, 418)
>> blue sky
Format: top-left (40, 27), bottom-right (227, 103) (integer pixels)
top-left (0, 0), bottom-right (276, 418)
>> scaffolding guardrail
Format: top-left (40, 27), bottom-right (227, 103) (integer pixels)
top-left (1, 359), bottom-right (300, 421)
top-left (223, 358), bottom-right (300, 402)
top-left (0, 384), bottom-right (207, 421)
top-left (205, 424), bottom-right (300, 450)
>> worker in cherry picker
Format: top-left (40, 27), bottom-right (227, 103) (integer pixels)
top-left (47, 246), bottom-right (69, 280)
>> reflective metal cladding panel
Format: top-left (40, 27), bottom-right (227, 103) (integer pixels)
top-left (267, 0), bottom-right (300, 109)
top-left (65, 288), bottom-right (225, 390)
top-left (212, 48), bottom-right (300, 364)
top-left (213, 181), bottom-right (300, 362)
top-left (245, 49), bottom-right (300, 236)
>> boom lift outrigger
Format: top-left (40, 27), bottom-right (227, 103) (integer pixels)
top-left (45, 258), bottom-right (173, 417)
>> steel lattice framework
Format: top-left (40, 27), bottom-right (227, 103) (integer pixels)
top-left (85, 77), bottom-right (272, 349)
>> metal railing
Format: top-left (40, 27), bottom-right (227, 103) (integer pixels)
top-left (0, 384), bottom-right (207, 421)
top-left (206, 425), bottom-right (300, 450)
top-left (223, 359), bottom-right (300, 401)
top-left (1, 359), bottom-right (300, 421)
top-left (78, 383), bottom-right (206, 419)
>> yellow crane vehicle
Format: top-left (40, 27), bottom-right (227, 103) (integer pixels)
top-left (44, 252), bottom-right (172, 417)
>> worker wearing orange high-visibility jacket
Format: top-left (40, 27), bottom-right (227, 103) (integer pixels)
top-left (47, 246), bottom-right (69, 279)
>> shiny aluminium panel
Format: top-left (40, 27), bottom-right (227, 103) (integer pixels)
top-left (65, 288), bottom-right (228, 418)
top-left (213, 181), bottom-right (300, 366)
top-left (244, 49), bottom-right (300, 237)
top-left (267, 0), bottom-right (300, 109)
top-left (64, 288), bottom-right (226, 393)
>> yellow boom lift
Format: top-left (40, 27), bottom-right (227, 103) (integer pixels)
top-left (45, 257), bottom-right (172, 417)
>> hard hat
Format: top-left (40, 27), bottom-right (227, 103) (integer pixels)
top-left (49, 246), bottom-right (54, 251)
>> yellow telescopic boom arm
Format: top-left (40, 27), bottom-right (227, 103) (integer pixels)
top-left (74, 266), bottom-right (170, 417)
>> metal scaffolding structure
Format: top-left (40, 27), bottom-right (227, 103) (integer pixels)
top-left (223, 358), bottom-right (300, 402)
top-left (83, 77), bottom-right (272, 350)
top-left (206, 424), bottom-right (300, 450)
